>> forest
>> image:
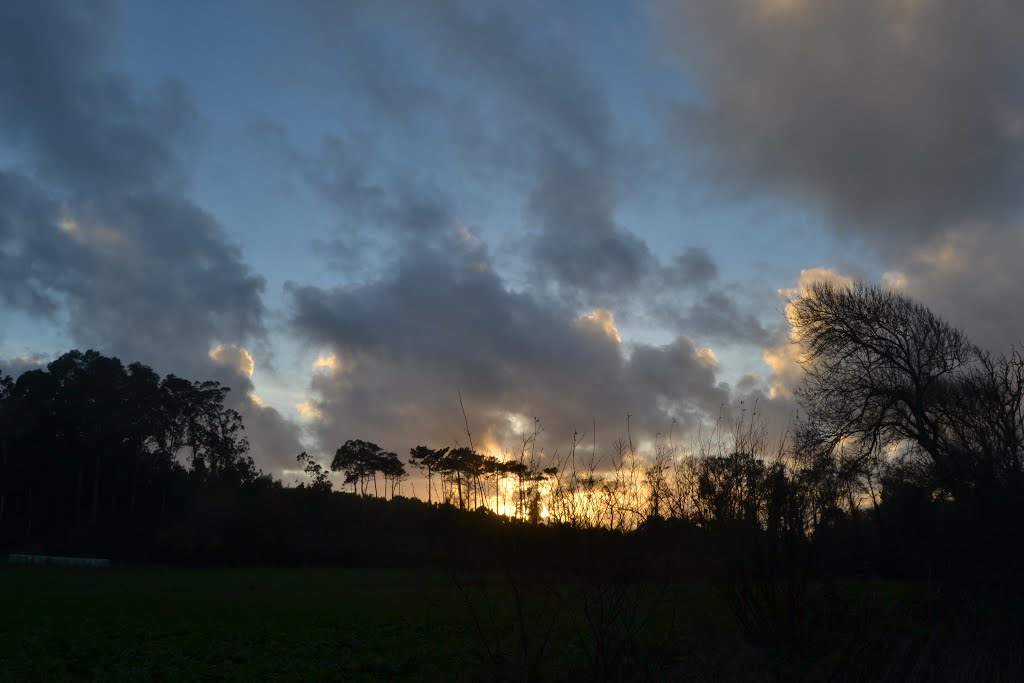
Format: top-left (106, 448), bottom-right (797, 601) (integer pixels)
top-left (4, 282), bottom-right (1024, 679)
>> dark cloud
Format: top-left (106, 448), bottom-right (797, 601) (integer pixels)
top-left (663, 248), bottom-right (719, 289)
top-left (0, 353), bottom-right (48, 379)
top-left (651, 0), bottom-right (1024, 370)
top-left (0, 171), bottom-right (65, 314)
top-left (292, 0), bottom-right (611, 163)
top-left (0, 0), bottom-right (806, 475)
top-left (884, 225), bottom-right (1024, 354)
top-left (278, 1), bottom-right (772, 348)
top-left (0, 1), bottom-right (290, 468)
top-left (206, 344), bottom-right (305, 472)
top-left (651, 288), bottom-right (774, 347)
top-left (526, 151), bottom-right (656, 300)
top-left (0, 0), bottom-right (265, 371)
top-left (285, 0), bottom-right (650, 300)
top-left (643, 248), bottom-right (772, 346)
top-left (289, 236), bottom-right (730, 458)
top-left (62, 196), bottom-right (265, 368)
top-left (654, 0), bottom-right (1024, 248)
top-left (259, 127), bottom-right (452, 243)
top-left (0, 0), bottom-right (197, 198)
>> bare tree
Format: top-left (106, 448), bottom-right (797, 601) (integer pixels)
top-left (789, 281), bottom-right (983, 495)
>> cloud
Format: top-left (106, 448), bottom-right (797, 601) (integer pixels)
top-left (209, 344), bottom-right (255, 379)
top-left (0, 353), bottom-right (48, 378)
top-left (268, 130), bottom-right (454, 243)
top-left (880, 226), bottom-right (1024, 353)
top-left (289, 235), bottom-right (731, 458)
top-left (526, 151), bottom-right (657, 301)
top-left (284, 1), bottom-right (651, 298)
top-left (652, 0), bottom-right (1024, 379)
top-left (0, 173), bottom-right (266, 375)
top-left (0, 0), bottom-right (266, 372)
top-left (653, 0), bottom-right (1024, 249)
top-left (271, 0), bottom-right (773, 351)
top-left (0, 0), bottom-right (197, 198)
top-left (577, 309), bottom-right (622, 345)
top-left (0, 1), bottom-right (301, 471)
top-left (295, 400), bottom-right (323, 421)
top-left (663, 247), bottom-right (719, 289)
top-left (763, 267), bottom-right (855, 399)
top-left (204, 345), bottom-right (304, 472)
top-left (312, 352), bottom-right (344, 373)
top-left (650, 287), bottom-right (774, 347)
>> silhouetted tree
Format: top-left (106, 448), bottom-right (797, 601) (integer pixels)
top-left (0, 370), bottom-right (12, 523)
top-left (789, 282), bottom-right (1024, 581)
top-left (0, 349), bottom-right (270, 553)
top-left (790, 281), bottom-right (1024, 500)
top-left (378, 451), bottom-right (407, 499)
top-left (443, 447), bottom-right (486, 511)
top-left (297, 451), bottom-right (333, 493)
top-left (332, 439), bottom-right (386, 496)
top-left (409, 445), bottom-right (448, 504)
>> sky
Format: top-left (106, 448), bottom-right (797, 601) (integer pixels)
top-left (2, 0), bottom-right (1023, 481)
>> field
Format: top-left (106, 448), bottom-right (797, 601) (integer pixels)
top-left (1, 565), bottom-right (498, 681)
top-left (2, 563), bottom-right (1022, 682)
top-left (0, 563), bottom-right (749, 681)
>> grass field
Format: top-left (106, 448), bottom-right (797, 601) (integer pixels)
top-left (0, 562), bottom-right (740, 681)
top-left (2, 563), bottom-right (1022, 681)
top-left (1, 565), bottom-right (494, 681)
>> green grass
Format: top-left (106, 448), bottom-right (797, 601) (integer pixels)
top-left (3, 563), bottom-right (1021, 681)
top-left (0, 563), bottom-right (737, 682)
top-left (0, 565), bottom-right (488, 682)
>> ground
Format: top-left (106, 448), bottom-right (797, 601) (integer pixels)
top-left (2, 563), bottom-right (1020, 681)
top-left (1, 566), bottom-right (487, 681)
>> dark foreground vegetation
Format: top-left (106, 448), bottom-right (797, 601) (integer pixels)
top-left (3, 282), bottom-right (1024, 680)
top-left (2, 564), bottom-right (1021, 682)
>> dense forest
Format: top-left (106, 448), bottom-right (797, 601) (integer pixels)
top-left (3, 282), bottom-right (1024, 596)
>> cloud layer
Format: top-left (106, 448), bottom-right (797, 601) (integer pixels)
top-left (9, 0), bottom-right (1018, 476)
top-left (0, 1), bottom-right (302, 469)
top-left (289, 234), bottom-right (730, 459)
top-left (655, 0), bottom-right (1024, 248)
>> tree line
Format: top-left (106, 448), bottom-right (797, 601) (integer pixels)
top-left (324, 440), bottom-right (554, 518)
top-left (0, 350), bottom-right (268, 544)
top-left (3, 282), bottom-right (1024, 590)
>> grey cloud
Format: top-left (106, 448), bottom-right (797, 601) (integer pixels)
top-left (290, 237), bottom-right (730, 458)
top-left (402, 0), bottom-right (612, 164)
top-left (0, 0), bottom-right (266, 373)
top-left (288, 0), bottom-right (645, 301)
top-left (295, 134), bottom-right (386, 219)
top-left (0, 171), bottom-right (265, 378)
top-left (62, 196), bottom-right (265, 367)
top-left (0, 1), bottom-right (292, 469)
top-left (652, 288), bottom-right (773, 347)
top-left (293, 0), bottom-right (611, 162)
top-left (0, 0), bottom-right (197, 197)
top-left (643, 248), bottom-right (772, 345)
top-left (889, 225), bottom-right (1024, 354)
top-left (651, 0), bottom-right (1024, 382)
top-left (653, 0), bottom-right (1024, 248)
top-left (526, 151), bottom-right (656, 300)
top-left (239, 400), bottom-right (306, 474)
top-left (0, 171), bottom-right (65, 314)
top-left (284, 0), bottom-right (771, 348)
top-left (333, 2), bottom-right (766, 345)
top-left (205, 347), bottom-right (305, 473)
top-left (260, 128), bottom-right (453, 246)
top-left (0, 353), bottom-right (48, 379)
top-left (663, 247), bottom-right (719, 289)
